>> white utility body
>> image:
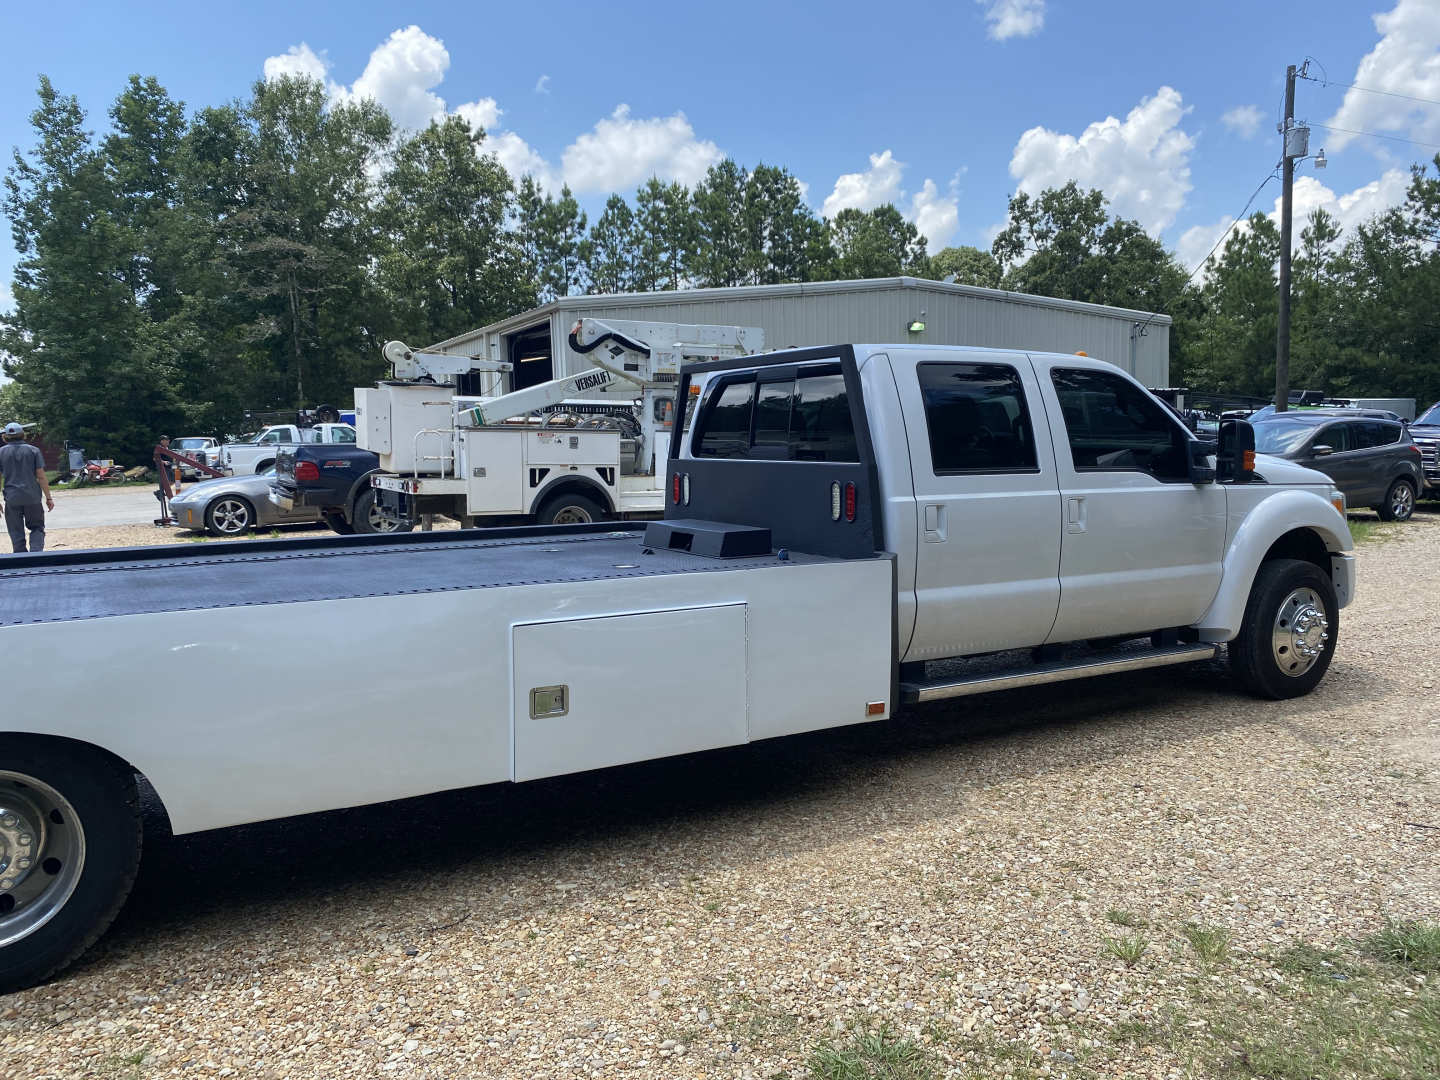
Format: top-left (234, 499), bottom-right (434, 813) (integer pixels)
top-left (359, 318), bottom-right (764, 525)
top-left (2, 343), bottom-right (1353, 993)
top-left (219, 422), bottom-right (357, 475)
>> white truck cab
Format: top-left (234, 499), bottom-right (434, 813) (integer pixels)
top-left (220, 423), bottom-right (357, 475)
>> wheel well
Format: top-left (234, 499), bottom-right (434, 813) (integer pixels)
top-left (1261, 528), bottom-right (1331, 572)
top-left (531, 476), bottom-right (614, 514)
top-left (348, 472), bottom-right (380, 511)
top-left (1, 732), bottom-right (174, 836)
top-left (255, 459), bottom-right (274, 473)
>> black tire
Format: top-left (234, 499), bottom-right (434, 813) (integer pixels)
top-left (322, 510), bottom-right (356, 536)
top-left (352, 489), bottom-right (413, 535)
top-left (204, 495), bottom-right (255, 537)
top-left (1229, 558), bottom-right (1339, 699)
top-left (534, 491), bottom-right (610, 526)
top-left (0, 737), bottom-right (141, 994)
top-left (1376, 478), bottom-right (1416, 522)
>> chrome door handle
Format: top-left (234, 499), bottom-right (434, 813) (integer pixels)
top-left (1066, 496), bottom-right (1087, 534)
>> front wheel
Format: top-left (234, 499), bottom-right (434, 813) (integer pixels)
top-left (205, 496), bottom-right (255, 537)
top-left (1376, 478), bottom-right (1416, 522)
top-left (1229, 558), bottom-right (1339, 699)
top-left (0, 738), bottom-right (142, 993)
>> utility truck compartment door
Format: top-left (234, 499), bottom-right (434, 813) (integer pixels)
top-left (511, 604), bottom-right (748, 782)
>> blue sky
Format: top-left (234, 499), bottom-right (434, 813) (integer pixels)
top-left (3, 0), bottom-right (1439, 315)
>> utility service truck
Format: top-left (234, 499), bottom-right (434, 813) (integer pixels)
top-left (0, 343), bottom-right (1354, 992)
top-left (359, 318), bottom-right (763, 526)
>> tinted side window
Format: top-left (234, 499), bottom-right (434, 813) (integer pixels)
top-left (694, 379), bottom-right (755, 458)
top-left (1354, 421), bottom-right (1400, 448)
top-left (919, 362), bottom-right (1038, 473)
top-left (1051, 368), bottom-right (1186, 479)
top-left (790, 372), bottom-right (857, 462)
top-left (1315, 423), bottom-right (1351, 453)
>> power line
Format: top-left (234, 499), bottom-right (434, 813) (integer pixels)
top-left (1306, 121), bottom-right (1440, 152)
top-left (1298, 72), bottom-right (1440, 111)
top-left (1183, 171), bottom-right (1280, 283)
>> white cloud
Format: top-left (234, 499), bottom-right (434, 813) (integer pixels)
top-left (263, 42), bottom-right (331, 84)
top-left (488, 131), bottom-right (559, 191)
top-left (560, 105), bottom-right (722, 193)
top-left (1008, 86), bottom-right (1195, 234)
top-left (268, 27), bottom-right (501, 135)
top-left (1176, 216), bottom-right (1237, 272)
top-left (1284, 168), bottom-right (1411, 236)
top-left (976, 0), bottom-right (1046, 41)
top-left (822, 149), bottom-right (905, 217)
top-left (910, 179), bottom-right (960, 248)
top-left (0, 279), bottom-right (12, 314)
top-left (1221, 104), bottom-right (1264, 138)
top-left (1325, 0), bottom-right (1440, 153)
top-left (534, 74), bottom-right (551, 95)
top-left (453, 98), bottom-right (502, 133)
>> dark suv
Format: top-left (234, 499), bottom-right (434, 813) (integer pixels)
top-left (1408, 400), bottom-right (1440, 496)
top-left (1252, 412), bottom-right (1424, 521)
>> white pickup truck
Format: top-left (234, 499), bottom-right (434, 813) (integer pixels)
top-left (0, 344), bottom-right (1353, 992)
top-left (218, 422), bottom-right (357, 475)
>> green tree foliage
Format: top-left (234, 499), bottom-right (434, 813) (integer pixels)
top-left (582, 193), bottom-right (639, 294)
top-left (741, 164), bottom-right (829, 285)
top-left (1, 77), bottom-right (178, 462)
top-left (633, 177), bottom-right (694, 290)
top-left (377, 114), bottom-right (527, 344)
top-left (1182, 214), bottom-right (1281, 395)
top-left (829, 204), bottom-right (930, 280)
top-left (689, 159), bottom-right (750, 287)
top-left (931, 245), bottom-right (1002, 288)
top-left (539, 184), bottom-right (587, 300)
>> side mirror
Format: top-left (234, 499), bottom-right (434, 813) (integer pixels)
top-left (1216, 419), bottom-right (1256, 483)
top-left (1187, 440), bottom-right (1215, 485)
top-left (1311, 444), bottom-right (1333, 456)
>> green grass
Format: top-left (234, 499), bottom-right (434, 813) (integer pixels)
top-left (1103, 932), bottom-right (1149, 966)
top-left (1366, 919), bottom-right (1440, 971)
top-left (806, 1023), bottom-right (938, 1080)
top-left (1345, 517), bottom-right (1398, 544)
top-left (1181, 922), bottom-right (1231, 967)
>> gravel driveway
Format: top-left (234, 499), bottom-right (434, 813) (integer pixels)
top-left (3, 513), bottom-right (1437, 1079)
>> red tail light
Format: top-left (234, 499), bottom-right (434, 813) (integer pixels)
top-left (294, 461), bottom-right (321, 483)
top-left (672, 473), bottom-right (682, 504)
top-left (844, 482), bottom-right (856, 522)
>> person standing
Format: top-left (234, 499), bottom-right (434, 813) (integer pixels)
top-left (0, 422), bottom-right (55, 553)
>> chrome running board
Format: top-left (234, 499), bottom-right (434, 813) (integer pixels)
top-left (900, 643), bottom-right (1220, 704)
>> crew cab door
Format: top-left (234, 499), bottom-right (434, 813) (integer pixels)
top-left (1038, 364), bottom-right (1226, 642)
top-left (893, 352), bottom-right (1063, 660)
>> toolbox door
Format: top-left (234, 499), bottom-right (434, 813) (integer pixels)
top-left (511, 604), bottom-right (749, 782)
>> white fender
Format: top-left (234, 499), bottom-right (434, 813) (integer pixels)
top-left (1195, 488), bottom-right (1353, 640)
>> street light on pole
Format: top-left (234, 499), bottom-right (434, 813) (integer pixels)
top-left (1275, 61), bottom-right (1322, 413)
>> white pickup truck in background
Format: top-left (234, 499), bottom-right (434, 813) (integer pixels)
top-left (218, 422), bottom-right (357, 475)
top-left (0, 343), bottom-right (1353, 992)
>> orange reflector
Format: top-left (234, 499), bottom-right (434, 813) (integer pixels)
top-left (688, 384), bottom-right (701, 395)
top-left (1074, 350), bottom-right (1088, 356)
top-left (1242, 449), bottom-right (1256, 471)
top-left (866, 702), bottom-right (886, 716)
top-left (1331, 494), bottom-right (1346, 516)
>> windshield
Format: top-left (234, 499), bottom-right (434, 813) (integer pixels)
top-left (1253, 419), bottom-right (1318, 455)
top-left (1415, 402), bottom-right (1440, 426)
top-left (175, 438), bottom-right (209, 450)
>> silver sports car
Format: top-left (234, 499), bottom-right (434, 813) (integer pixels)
top-left (169, 467), bottom-right (323, 537)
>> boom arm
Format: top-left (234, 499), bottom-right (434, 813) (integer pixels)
top-left (382, 340), bottom-right (512, 382)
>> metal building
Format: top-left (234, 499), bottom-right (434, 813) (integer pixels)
top-left (427, 276), bottom-right (1172, 393)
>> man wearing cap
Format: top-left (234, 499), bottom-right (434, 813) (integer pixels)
top-left (0, 422), bottom-right (54, 553)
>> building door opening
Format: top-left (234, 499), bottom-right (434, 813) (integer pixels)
top-left (509, 324), bottom-right (553, 391)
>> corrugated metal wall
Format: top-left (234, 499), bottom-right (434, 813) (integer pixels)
top-left (447, 281), bottom-right (1170, 387)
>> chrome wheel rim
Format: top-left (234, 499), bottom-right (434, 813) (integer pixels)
top-left (1392, 484), bottom-right (1414, 520)
top-left (211, 498), bottom-right (251, 534)
top-left (0, 772), bottom-right (86, 948)
top-left (551, 505), bottom-right (594, 525)
top-left (1271, 587), bottom-right (1329, 677)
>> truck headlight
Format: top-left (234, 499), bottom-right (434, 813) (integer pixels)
top-left (1329, 489), bottom-right (1346, 516)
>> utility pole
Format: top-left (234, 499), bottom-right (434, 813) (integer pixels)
top-left (1276, 63), bottom-right (1297, 413)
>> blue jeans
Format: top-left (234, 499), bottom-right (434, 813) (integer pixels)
top-left (5, 501), bottom-right (44, 552)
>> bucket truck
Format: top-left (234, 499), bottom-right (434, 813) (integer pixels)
top-left (357, 318), bottom-right (764, 526)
